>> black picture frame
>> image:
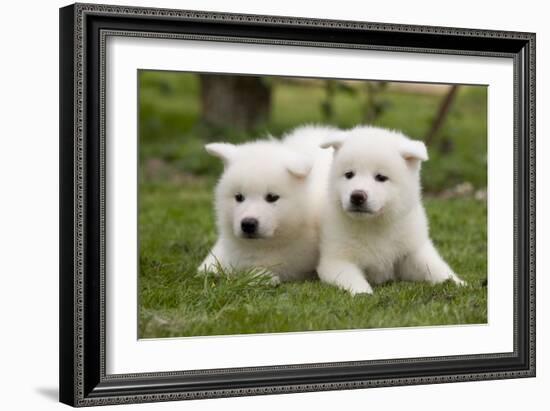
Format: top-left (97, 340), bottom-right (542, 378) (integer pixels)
top-left (59, 3), bottom-right (536, 407)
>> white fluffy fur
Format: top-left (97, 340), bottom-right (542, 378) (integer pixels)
top-left (198, 125), bottom-right (333, 282)
top-left (317, 126), bottom-right (464, 294)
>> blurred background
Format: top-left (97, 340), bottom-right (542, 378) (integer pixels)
top-left (139, 71), bottom-right (487, 195)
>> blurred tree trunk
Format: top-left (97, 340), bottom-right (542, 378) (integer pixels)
top-left (199, 74), bottom-right (271, 132)
top-left (425, 85), bottom-right (459, 147)
top-left (363, 81), bottom-right (389, 123)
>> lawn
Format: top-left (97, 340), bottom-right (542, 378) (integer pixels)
top-left (138, 180), bottom-right (487, 338)
top-left (138, 71), bottom-right (487, 338)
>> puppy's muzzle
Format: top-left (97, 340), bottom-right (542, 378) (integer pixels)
top-left (350, 190), bottom-right (368, 207)
top-left (241, 217), bottom-right (259, 236)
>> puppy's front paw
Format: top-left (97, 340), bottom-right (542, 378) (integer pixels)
top-left (336, 273), bottom-right (373, 295)
top-left (318, 260), bottom-right (373, 295)
top-left (249, 268), bottom-right (281, 286)
top-left (267, 274), bottom-right (281, 286)
top-left (347, 280), bottom-right (373, 296)
top-left (196, 260), bottom-right (222, 277)
top-left (450, 274), bottom-right (466, 286)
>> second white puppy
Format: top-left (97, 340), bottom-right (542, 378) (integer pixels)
top-left (318, 126), bottom-right (464, 295)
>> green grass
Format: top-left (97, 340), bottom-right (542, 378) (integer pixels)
top-left (138, 71), bottom-right (487, 338)
top-left (138, 181), bottom-right (487, 338)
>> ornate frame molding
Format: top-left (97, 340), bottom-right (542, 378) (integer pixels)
top-left (59, 3), bottom-right (535, 407)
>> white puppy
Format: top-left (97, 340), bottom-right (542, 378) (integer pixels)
top-left (317, 126), bottom-right (464, 294)
top-left (198, 126), bottom-right (333, 282)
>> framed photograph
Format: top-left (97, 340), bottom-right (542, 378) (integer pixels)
top-left (59, 3), bottom-right (535, 407)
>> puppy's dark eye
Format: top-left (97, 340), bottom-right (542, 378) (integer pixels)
top-left (235, 193), bottom-right (245, 202)
top-left (265, 193), bottom-right (280, 203)
top-left (344, 171), bottom-right (355, 179)
top-left (375, 174), bottom-right (389, 182)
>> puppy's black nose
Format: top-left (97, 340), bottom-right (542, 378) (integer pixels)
top-left (350, 190), bottom-right (367, 206)
top-left (241, 218), bottom-right (258, 234)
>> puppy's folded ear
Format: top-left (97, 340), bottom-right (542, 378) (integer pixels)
top-left (399, 139), bottom-right (428, 163)
top-left (205, 143), bottom-right (237, 166)
top-left (320, 133), bottom-right (346, 151)
top-left (285, 152), bottom-right (313, 179)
